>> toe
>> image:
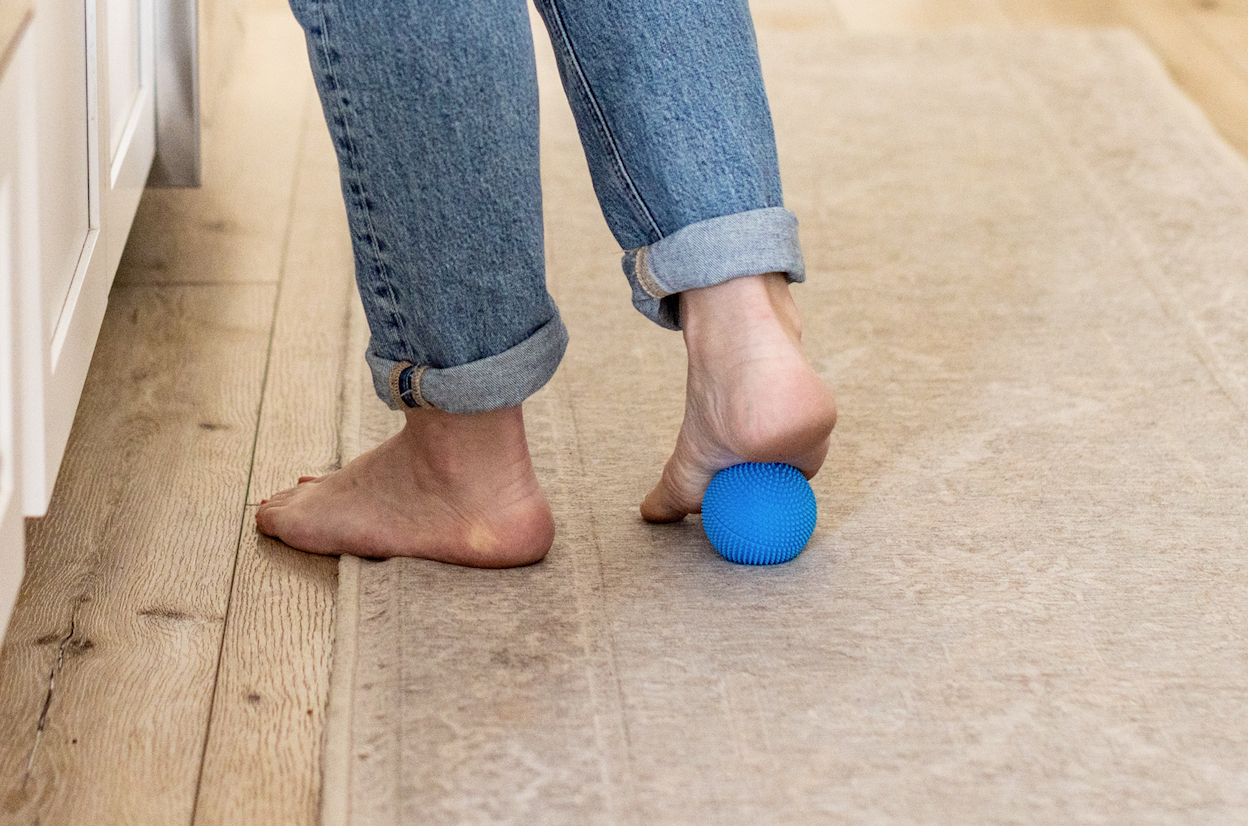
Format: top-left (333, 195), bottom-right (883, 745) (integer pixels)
top-left (640, 455), bottom-right (709, 523)
top-left (640, 482), bottom-right (687, 523)
top-left (255, 503), bottom-right (280, 537)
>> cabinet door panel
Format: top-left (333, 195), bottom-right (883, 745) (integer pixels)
top-left (34, 0), bottom-right (90, 348)
top-left (23, 0), bottom-right (155, 516)
top-left (1, 18), bottom-right (36, 647)
top-left (107, 0), bottom-right (142, 161)
top-left (100, 0), bottom-right (154, 270)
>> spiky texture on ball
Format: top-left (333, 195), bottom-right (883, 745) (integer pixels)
top-left (701, 463), bottom-right (817, 565)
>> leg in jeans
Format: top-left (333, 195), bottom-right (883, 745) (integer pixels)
top-left (257, 0), bottom-right (835, 565)
top-left (258, 0), bottom-right (560, 566)
top-left (285, 0), bottom-right (564, 413)
top-left (532, 0), bottom-right (835, 521)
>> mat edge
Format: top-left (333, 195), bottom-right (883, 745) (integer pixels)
top-left (319, 554), bottom-right (361, 826)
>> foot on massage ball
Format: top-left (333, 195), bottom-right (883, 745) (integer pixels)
top-left (701, 462), bottom-right (817, 565)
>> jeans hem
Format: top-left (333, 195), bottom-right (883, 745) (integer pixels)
top-left (366, 312), bottom-right (569, 414)
top-left (621, 207), bottom-right (805, 330)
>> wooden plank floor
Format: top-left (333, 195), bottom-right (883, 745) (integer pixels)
top-left (0, 1), bottom-right (1245, 823)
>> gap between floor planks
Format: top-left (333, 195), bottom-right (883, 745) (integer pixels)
top-left (192, 79), bottom-right (354, 826)
top-left (0, 7), bottom-right (340, 826)
top-left (0, 281), bottom-right (277, 825)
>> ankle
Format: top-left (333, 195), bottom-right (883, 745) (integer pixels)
top-left (400, 405), bottom-right (533, 479)
top-left (679, 273), bottom-right (801, 348)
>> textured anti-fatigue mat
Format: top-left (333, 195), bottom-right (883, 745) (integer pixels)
top-left (321, 29), bottom-right (1248, 826)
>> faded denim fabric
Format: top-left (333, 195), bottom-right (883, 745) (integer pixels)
top-left (288, 0), bottom-right (804, 413)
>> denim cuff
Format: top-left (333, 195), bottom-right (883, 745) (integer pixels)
top-left (367, 312), bottom-right (569, 414)
top-left (621, 207), bottom-right (806, 330)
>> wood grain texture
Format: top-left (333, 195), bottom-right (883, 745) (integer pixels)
top-left (192, 511), bottom-right (336, 826)
top-left (1191, 0), bottom-right (1248, 80)
top-left (318, 554), bottom-right (360, 826)
top-left (1108, 0), bottom-right (1248, 157)
top-left (245, 98), bottom-right (357, 504)
top-left (833, 0), bottom-right (1248, 158)
top-left (199, 0), bottom-right (251, 128)
top-left (749, 0), bottom-right (845, 33)
top-left (830, 0), bottom-right (1009, 30)
top-left (0, 283), bottom-right (274, 825)
top-left (116, 10), bottom-right (313, 286)
top-left (192, 86), bottom-right (350, 826)
top-left (199, 0), bottom-right (297, 121)
top-left (994, 0), bottom-right (1125, 26)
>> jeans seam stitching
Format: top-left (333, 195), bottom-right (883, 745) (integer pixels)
top-left (314, 3), bottom-right (408, 361)
top-left (541, 0), bottom-right (664, 241)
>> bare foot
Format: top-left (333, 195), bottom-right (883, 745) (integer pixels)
top-left (640, 273), bottom-right (837, 522)
top-left (256, 406), bottom-right (554, 567)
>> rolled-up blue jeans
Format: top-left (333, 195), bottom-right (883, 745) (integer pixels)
top-left (287, 0), bottom-right (805, 413)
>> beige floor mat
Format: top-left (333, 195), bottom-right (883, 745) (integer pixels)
top-left (321, 28), bottom-right (1248, 826)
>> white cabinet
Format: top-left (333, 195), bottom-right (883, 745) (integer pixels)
top-left (33, 0), bottom-right (88, 352)
top-left (24, 0), bottom-right (156, 516)
top-left (1, 6), bottom-right (36, 648)
top-left (3, 0), bottom-right (193, 642)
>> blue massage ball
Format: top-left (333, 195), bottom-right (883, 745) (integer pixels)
top-left (701, 462), bottom-right (817, 565)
